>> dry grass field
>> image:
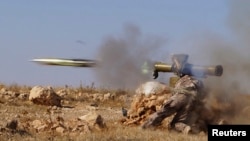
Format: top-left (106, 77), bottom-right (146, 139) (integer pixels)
top-left (0, 83), bottom-right (249, 141)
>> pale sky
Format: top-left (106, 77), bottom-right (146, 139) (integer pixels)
top-left (0, 0), bottom-right (236, 88)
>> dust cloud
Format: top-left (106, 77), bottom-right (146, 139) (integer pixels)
top-left (93, 0), bottom-right (250, 95)
top-left (203, 0), bottom-right (250, 96)
top-left (90, 1), bottom-right (250, 125)
top-left (94, 24), bottom-right (167, 89)
top-left (175, 0), bottom-right (250, 123)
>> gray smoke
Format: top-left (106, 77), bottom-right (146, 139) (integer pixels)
top-left (94, 24), bottom-right (167, 89)
top-left (93, 0), bottom-right (250, 97)
top-left (169, 0), bottom-right (250, 123)
top-left (164, 0), bottom-right (250, 98)
top-left (203, 0), bottom-right (250, 96)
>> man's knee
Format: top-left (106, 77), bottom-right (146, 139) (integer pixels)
top-left (173, 122), bottom-right (191, 134)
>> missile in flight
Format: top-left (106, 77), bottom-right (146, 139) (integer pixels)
top-left (31, 58), bottom-right (98, 67)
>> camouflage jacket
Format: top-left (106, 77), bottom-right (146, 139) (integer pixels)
top-left (173, 75), bottom-right (205, 99)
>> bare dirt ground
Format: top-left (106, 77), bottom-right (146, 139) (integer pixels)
top-left (0, 83), bottom-right (249, 141)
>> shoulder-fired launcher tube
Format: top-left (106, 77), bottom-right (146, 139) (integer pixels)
top-left (182, 64), bottom-right (223, 77)
top-left (154, 62), bottom-right (223, 77)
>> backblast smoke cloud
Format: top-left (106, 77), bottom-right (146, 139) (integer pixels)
top-left (93, 1), bottom-right (250, 124)
top-left (94, 24), bottom-right (167, 89)
top-left (94, 1), bottom-right (250, 97)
